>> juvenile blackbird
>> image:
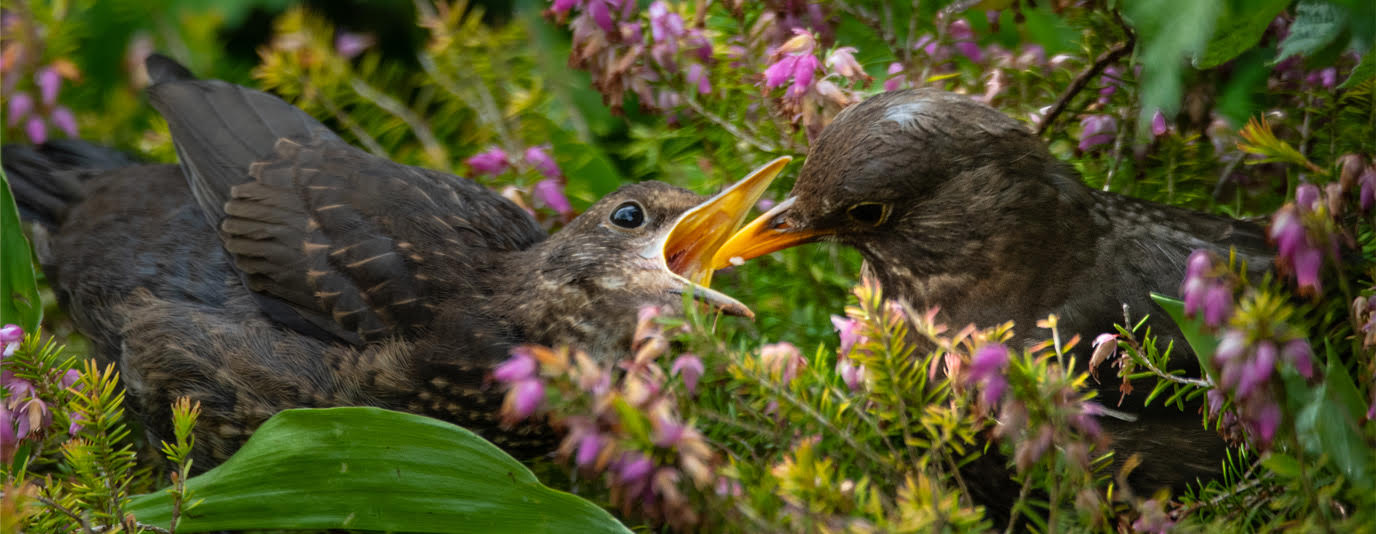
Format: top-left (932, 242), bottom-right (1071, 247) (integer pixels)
top-left (714, 90), bottom-right (1272, 510)
top-left (5, 55), bottom-right (787, 469)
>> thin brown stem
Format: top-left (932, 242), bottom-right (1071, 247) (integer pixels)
top-left (1036, 40), bottom-right (1134, 137)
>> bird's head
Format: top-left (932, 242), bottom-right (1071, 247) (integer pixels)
top-left (536, 157), bottom-right (791, 321)
top-left (713, 89), bottom-right (1070, 271)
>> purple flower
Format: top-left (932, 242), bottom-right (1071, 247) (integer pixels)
top-left (0, 405), bottom-right (15, 463)
top-left (1282, 338), bottom-right (1314, 379)
top-left (465, 147), bottom-right (510, 176)
top-left (36, 67), bottom-right (61, 105)
top-left (1215, 329), bottom-right (1247, 365)
top-left (1295, 183), bottom-right (1320, 213)
top-left (1182, 277), bottom-right (1206, 318)
top-left (1253, 401), bottom-right (1281, 445)
top-left (825, 46), bottom-right (866, 81)
top-left (1150, 110), bottom-right (1168, 137)
top-left (576, 432), bottom-right (603, 467)
top-left (948, 19), bottom-right (974, 40)
top-left (760, 342), bottom-right (805, 384)
top-left (1206, 388), bottom-right (1226, 416)
top-left (50, 107), bottom-right (77, 137)
top-left (334, 32), bottom-right (374, 59)
top-left (1292, 246), bottom-right (1322, 293)
top-left (954, 41), bottom-right (983, 63)
top-left (1203, 284), bottom-right (1232, 327)
top-left (830, 315), bottom-right (861, 357)
top-left (670, 354), bottom-right (704, 394)
top-left (524, 145), bottom-right (562, 179)
top-left (1, 324), bottom-right (21, 359)
top-left (969, 343), bottom-right (1010, 406)
top-left (1132, 498), bottom-right (1176, 534)
top-left (763, 31), bottom-right (820, 98)
top-left (836, 357), bottom-right (865, 391)
top-left (61, 369), bottom-right (81, 389)
top-left (67, 412), bottom-right (84, 437)
top-left (15, 397), bottom-right (50, 439)
top-left (1236, 341), bottom-right (1276, 399)
top-left (493, 352), bottom-right (537, 383)
top-left (685, 63), bottom-right (711, 95)
top-left (1186, 250), bottom-right (1212, 280)
top-left (586, 0), bottom-right (618, 34)
top-left (618, 451), bottom-right (654, 485)
top-left (1359, 168), bottom-right (1376, 212)
top-left (1078, 114), bottom-right (1116, 152)
top-left (24, 115), bottom-right (46, 144)
top-left (508, 378), bottom-right (545, 420)
top-left (1269, 209), bottom-right (1305, 259)
top-left (7, 91), bottom-right (32, 126)
top-left (647, 1), bottom-right (683, 43)
top-left (652, 416), bottom-right (686, 447)
top-left (883, 62), bottom-right (905, 91)
top-left (551, 0), bottom-right (580, 15)
top-left (533, 178), bottom-right (573, 217)
top-left (788, 54), bottom-right (819, 97)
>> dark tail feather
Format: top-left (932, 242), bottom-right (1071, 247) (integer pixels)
top-left (144, 54), bottom-right (345, 226)
top-left (3, 140), bottom-right (139, 229)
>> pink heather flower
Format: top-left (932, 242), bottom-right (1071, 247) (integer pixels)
top-left (788, 54), bottom-right (819, 97)
top-left (25, 115), bottom-right (46, 144)
top-left (0, 405), bottom-right (15, 463)
top-left (685, 63), bottom-right (711, 95)
top-left (551, 0), bottom-right (579, 15)
top-left (1269, 208), bottom-right (1305, 259)
top-left (36, 66), bottom-right (61, 105)
top-left (954, 41), bottom-right (983, 63)
top-left (836, 357), bottom-right (865, 391)
top-left (16, 397), bottom-right (50, 439)
top-left (509, 378), bottom-right (545, 420)
top-left (1206, 388), bottom-right (1227, 416)
top-left (764, 31), bottom-right (820, 98)
top-left (1, 324), bottom-right (21, 359)
top-left (684, 29), bottom-right (712, 63)
top-left (647, 1), bottom-right (684, 43)
top-left (1150, 110), bottom-right (1168, 137)
top-left (586, 0), bottom-right (618, 34)
top-left (969, 343), bottom-right (1010, 406)
top-left (830, 315), bottom-right (861, 357)
top-left (1295, 183), bottom-right (1320, 213)
top-left (1182, 277), bottom-right (1205, 317)
top-left (618, 452), bottom-right (654, 485)
top-left (67, 412), bottom-right (84, 437)
top-left (948, 19), bottom-right (974, 40)
top-left (760, 342), bottom-right (805, 384)
top-left (1359, 168), bottom-right (1376, 212)
top-left (1, 371), bottom-right (33, 399)
top-left (7, 91), bottom-right (32, 126)
top-left (1215, 329), bottom-right (1246, 365)
top-left (1186, 250), bottom-right (1212, 280)
top-left (652, 416), bottom-right (686, 447)
top-left (1236, 341), bottom-right (1276, 399)
top-left (465, 147), bottom-right (510, 176)
top-left (1203, 284), bottom-right (1233, 327)
top-left (1132, 498), bottom-right (1176, 534)
top-left (883, 62), bottom-right (904, 91)
top-left (334, 32), bottom-right (374, 59)
top-left (51, 107), bottom-right (77, 137)
top-left (825, 47), bottom-right (866, 81)
top-left (1292, 246), bottom-right (1322, 293)
top-left (493, 351), bottom-right (537, 383)
top-left (763, 55), bottom-right (798, 88)
top-left (620, 21), bottom-right (643, 45)
top-left (671, 354), bottom-right (704, 394)
top-left (533, 178), bottom-right (573, 217)
top-left (576, 432), bottom-right (603, 467)
top-left (1078, 114), bottom-right (1116, 151)
top-left (524, 145), bottom-right (562, 179)
top-left (1282, 338), bottom-right (1314, 379)
top-left (1254, 401), bottom-right (1281, 445)
top-left (61, 369), bottom-right (82, 389)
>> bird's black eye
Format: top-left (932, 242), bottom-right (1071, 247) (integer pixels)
top-left (847, 202), bottom-right (889, 226)
top-left (610, 201), bottom-right (646, 229)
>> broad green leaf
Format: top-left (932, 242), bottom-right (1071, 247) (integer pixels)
top-left (1286, 343), bottom-right (1374, 489)
top-left (1275, 0), bottom-right (1347, 63)
top-left (1262, 452), bottom-right (1301, 479)
top-left (1193, 0), bottom-right (1290, 69)
top-left (0, 169), bottom-right (43, 331)
top-left (1338, 46), bottom-right (1375, 88)
top-left (1125, 0), bottom-right (1222, 134)
top-left (127, 407), bottom-right (630, 534)
top-left (1150, 293), bottom-right (1217, 380)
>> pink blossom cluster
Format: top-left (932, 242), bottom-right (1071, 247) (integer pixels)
top-left (1208, 328), bottom-right (1314, 449)
top-left (1269, 183), bottom-right (1341, 296)
top-left (1181, 250), bottom-right (1236, 329)
top-left (492, 306), bottom-right (720, 528)
top-left (465, 144), bottom-right (573, 220)
top-left (3, 63), bottom-right (79, 144)
top-left (1, 325), bottom-right (84, 463)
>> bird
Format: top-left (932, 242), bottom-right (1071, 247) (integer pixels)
top-left (4, 54), bottom-right (788, 470)
top-left (713, 89), bottom-right (1272, 512)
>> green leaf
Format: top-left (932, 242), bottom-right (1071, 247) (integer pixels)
top-left (1149, 293), bottom-right (1217, 380)
top-left (1126, 0), bottom-right (1222, 133)
top-left (0, 169), bottom-right (42, 331)
top-left (1338, 46), bottom-right (1376, 88)
top-left (1285, 343), bottom-right (1374, 490)
top-left (1275, 0), bottom-right (1348, 63)
top-left (1262, 452), bottom-right (1302, 479)
top-left (1193, 0), bottom-right (1290, 69)
top-left (127, 407), bottom-right (630, 533)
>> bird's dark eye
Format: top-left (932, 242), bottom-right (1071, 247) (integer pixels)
top-left (610, 201), bottom-right (646, 229)
top-left (847, 202), bottom-right (889, 226)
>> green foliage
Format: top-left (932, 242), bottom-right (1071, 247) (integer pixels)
top-left (127, 407), bottom-right (631, 533)
top-left (0, 171), bottom-right (41, 330)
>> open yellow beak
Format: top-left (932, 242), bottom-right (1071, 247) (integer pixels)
top-left (711, 196), bottom-right (833, 270)
top-left (659, 156), bottom-right (792, 291)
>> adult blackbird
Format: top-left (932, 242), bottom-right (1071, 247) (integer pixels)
top-left (714, 89), bottom-right (1272, 510)
top-left (5, 55), bottom-right (787, 469)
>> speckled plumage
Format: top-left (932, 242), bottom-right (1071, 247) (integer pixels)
top-left (5, 57), bottom-right (740, 470)
top-left (738, 89), bottom-right (1273, 514)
